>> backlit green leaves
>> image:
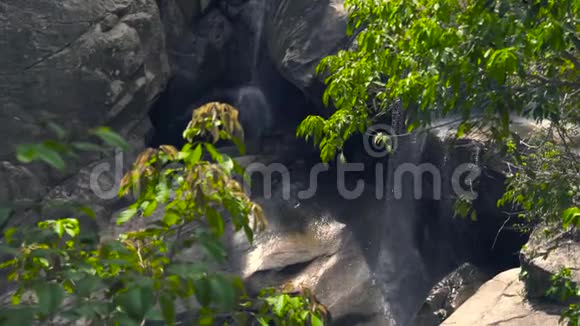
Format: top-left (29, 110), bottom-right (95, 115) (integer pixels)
top-left (90, 126), bottom-right (129, 150)
top-left (257, 290), bottom-right (329, 325)
top-left (563, 207), bottom-right (580, 229)
top-left (300, 0), bottom-right (579, 161)
top-left (38, 218), bottom-right (80, 238)
top-left (116, 207), bottom-right (138, 225)
top-left (2, 102), bottom-right (325, 325)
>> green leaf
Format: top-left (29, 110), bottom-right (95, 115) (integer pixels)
top-left (205, 143), bottom-right (222, 163)
top-left (159, 293), bottom-right (176, 325)
top-left (563, 207), bottom-right (580, 228)
top-left (46, 122), bottom-right (67, 139)
top-left (91, 127), bottom-right (128, 150)
top-left (198, 314), bottom-right (214, 326)
top-left (162, 210), bottom-right (181, 227)
top-left (0, 207), bottom-right (13, 229)
top-left (4, 228), bottom-right (17, 244)
top-left (167, 263), bottom-right (207, 279)
top-left (0, 307), bottom-right (35, 325)
top-left (194, 277), bottom-right (211, 307)
top-left (71, 142), bottom-right (106, 153)
top-left (182, 144), bottom-right (202, 165)
top-left (37, 145), bottom-right (66, 171)
top-left (36, 283), bottom-right (65, 315)
top-left (272, 295), bottom-right (287, 317)
top-left (16, 143), bottom-right (66, 171)
top-left (0, 246), bottom-right (19, 257)
top-left (77, 206), bottom-right (96, 219)
top-left (311, 313), bottom-right (324, 326)
top-left (221, 155), bottom-right (234, 174)
top-left (114, 314), bottom-right (141, 326)
top-left (198, 233), bottom-right (227, 263)
top-left (142, 200), bottom-right (158, 217)
top-left (256, 317), bottom-right (270, 326)
top-left (75, 276), bottom-right (102, 298)
top-left (209, 275), bottom-right (236, 310)
top-left (62, 218), bottom-right (80, 237)
top-left (206, 207), bottom-right (225, 236)
top-left (117, 207), bottom-right (138, 225)
top-left (115, 285), bottom-right (155, 321)
top-left (231, 136), bottom-right (246, 155)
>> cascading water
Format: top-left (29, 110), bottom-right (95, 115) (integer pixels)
top-left (234, 85), bottom-right (273, 153)
top-left (229, 0), bottom-right (274, 153)
top-left (246, 0), bottom-right (267, 83)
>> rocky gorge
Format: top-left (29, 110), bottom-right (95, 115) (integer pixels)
top-left (0, 0), bottom-right (578, 325)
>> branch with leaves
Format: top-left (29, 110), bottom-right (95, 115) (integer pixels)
top-left (0, 102), bottom-right (328, 325)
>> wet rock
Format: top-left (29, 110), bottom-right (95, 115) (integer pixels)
top-left (413, 263), bottom-right (489, 326)
top-left (520, 225), bottom-right (580, 299)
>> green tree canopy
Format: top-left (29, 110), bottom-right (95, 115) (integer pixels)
top-left (298, 0), bottom-right (579, 161)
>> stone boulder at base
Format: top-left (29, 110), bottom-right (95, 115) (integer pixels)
top-left (413, 263), bottom-right (489, 326)
top-left (266, 0), bottom-right (349, 98)
top-left (442, 268), bottom-right (563, 326)
top-left (0, 0), bottom-right (170, 204)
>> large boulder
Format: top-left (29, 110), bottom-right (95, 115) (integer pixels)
top-left (442, 268), bottom-right (563, 326)
top-left (413, 263), bottom-right (489, 325)
top-left (224, 132), bottom-right (512, 325)
top-left (520, 226), bottom-right (580, 299)
top-left (0, 0), bottom-right (169, 207)
top-left (266, 0), bottom-right (349, 98)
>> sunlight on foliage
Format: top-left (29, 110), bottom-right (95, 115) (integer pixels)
top-left (298, 0), bottom-right (579, 162)
top-left (1, 102), bottom-right (327, 325)
top-left (547, 268), bottom-right (580, 326)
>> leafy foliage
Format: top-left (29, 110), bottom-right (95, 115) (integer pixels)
top-left (297, 0), bottom-right (579, 162)
top-left (497, 128), bottom-right (579, 230)
top-left (183, 102), bottom-right (246, 154)
top-left (15, 125), bottom-right (127, 172)
top-left (547, 268), bottom-right (580, 326)
top-left (1, 103), bottom-right (326, 325)
top-left (249, 288), bottom-right (328, 326)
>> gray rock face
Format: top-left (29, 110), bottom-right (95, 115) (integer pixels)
top-left (0, 0), bottom-right (169, 159)
top-left (0, 0), bottom-right (169, 206)
top-left (224, 131), bottom-right (509, 325)
top-left (443, 268), bottom-right (563, 326)
top-left (152, 6), bottom-right (236, 139)
top-left (520, 225), bottom-right (580, 299)
top-left (167, 9), bottom-right (232, 91)
top-left (159, 0), bottom-right (188, 50)
top-left (413, 263), bottom-right (489, 326)
top-left (266, 0), bottom-right (349, 97)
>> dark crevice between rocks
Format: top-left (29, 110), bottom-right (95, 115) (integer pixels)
top-left (470, 169), bottom-right (530, 274)
top-left (146, 52), bottom-right (318, 158)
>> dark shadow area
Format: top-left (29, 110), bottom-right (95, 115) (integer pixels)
top-left (147, 48), bottom-right (315, 151)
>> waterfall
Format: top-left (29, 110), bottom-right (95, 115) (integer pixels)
top-left (235, 85), bottom-right (272, 134)
top-left (248, 0), bottom-right (267, 83)
top-left (229, 0), bottom-right (272, 152)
